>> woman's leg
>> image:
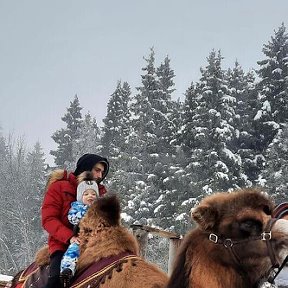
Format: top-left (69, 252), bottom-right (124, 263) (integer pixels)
top-left (44, 251), bottom-right (64, 288)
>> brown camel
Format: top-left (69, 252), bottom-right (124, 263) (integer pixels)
top-left (166, 188), bottom-right (288, 288)
top-left (73, 194), bottom-right (168, 288)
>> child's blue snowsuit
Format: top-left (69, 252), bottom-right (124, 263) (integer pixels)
top-left (60, 201), bottom-right (89, 275)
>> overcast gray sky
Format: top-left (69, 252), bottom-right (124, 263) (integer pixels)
top-left (0, 0), bottom-right (287, 165)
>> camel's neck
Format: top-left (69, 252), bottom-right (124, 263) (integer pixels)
top-left (189, 231), bottom-right (268, 287)
top-left (188, 234), bottom-right (256, 288)
top-left (190, 261), bottom-right (252, 288)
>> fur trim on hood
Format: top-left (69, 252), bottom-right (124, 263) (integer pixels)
top-left (45, 169), bottom-right (68, 191)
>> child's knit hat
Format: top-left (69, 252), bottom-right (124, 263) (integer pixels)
top-left (77, 180), bottom-right (99, 202)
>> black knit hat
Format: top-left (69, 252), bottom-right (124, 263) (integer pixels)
top-left (74, 153), bottom-right (109, 180)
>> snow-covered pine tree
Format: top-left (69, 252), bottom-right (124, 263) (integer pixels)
top-left (259, 23), bottom-right (288, 124)
top-left (26, 142), bottom-right (47, 250)
top-left (263, 125), bottom-right (288, 202)
top-left (170, 82), bottom-right (204, 207)
top-left (180, 82), bottom-right (200, 157)
top-left (169, 98), bottom-right (184, 138)
top-left (50, 95), bottom-right (83, 167)
top-left (254, 23), bottom-right (288, 152)
top-left (101, 81), bottom-right (131, 159)
top-left (2, 138), bottom-right (32, 269)
top-left (227, 62), bottom-right (259, 184)
top-left (0, 131), bottom-right (16, 274)
top-left (253, 24), bottom-right (288, 187)
top-left (180, 81), bottom-right (208, 197)
top-left (101, 81), bottom-right (133, 203)
top-left (148, 81), bottom-right (195, 233)
top-left (0, 137), bottom-right (47, 273)
top-left (189, 50), bottom-right (243, 196)
top-left (72, 112), bottom-right (102, 166)
top-left (153, 55), bottom-right (176, 151)
top-left (147, 55), bottom-right (181, 230)
top-left (125, 48), bottom-right (159, 225)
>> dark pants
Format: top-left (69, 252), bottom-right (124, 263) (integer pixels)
top-left (44, 251), bottom-right (64, 288)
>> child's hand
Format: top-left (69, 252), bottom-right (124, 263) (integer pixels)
top-left (70, 236), bottom-right (80, 244)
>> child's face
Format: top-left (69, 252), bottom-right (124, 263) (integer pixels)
top-left (82, 189), bottom-right (97, 206)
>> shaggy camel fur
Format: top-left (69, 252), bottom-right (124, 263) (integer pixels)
top-left (166, 188), bottom-right (288, 288)
top-left (73, 194), bottom-right (168, 288)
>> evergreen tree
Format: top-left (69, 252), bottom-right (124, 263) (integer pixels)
top-left (101, 81), bottom-right (133, 204)
top-left (26, 142), bottom-right (47, 249)
top-left (227, 62), bottom-right (259, 184)
top-left (180, 82), bottom-right (201, 157)
top-left (130, 48), bottom-right (158, 164)
top-left (169, 98), bottom-right (184, 138)
top-left (0, 131), bottom-right (16, 273)
top-left (50, 95), bottom-right (83, 167)
top-left (147, 55), bottom-right (178, 230)
top-left (188, 50), bottom-right (243, 196)
top-left (0, 137), bottom-right (48, 273)
top-left (154, 55), bottom-right (176, 153)
top-left (101, 81), bottom-right (131, 159)
top-left (72, 112), bottom-right (101, 169)
top-left (125, 48), bottom-right (159, 224)
top-left (172, 82), bottom-right (204, 203)
top-left (2, 138), bottom-right (33, 269)
top-left (262, 125), bottom-right (288, 202)
top-left (255, 23), bottom-right (288, 151)
top-left (122, 49), bottom-right (177, 226)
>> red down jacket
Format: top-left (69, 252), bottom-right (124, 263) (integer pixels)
top-left (41, 170), bottom-right (107, 254)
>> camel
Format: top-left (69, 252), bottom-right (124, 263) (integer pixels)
top-left (73, 194), bottom-right (168, 288)
top-left (166, 188), bottom-right (288, 288)
top-left (10, 194), bottom-right (168, 288)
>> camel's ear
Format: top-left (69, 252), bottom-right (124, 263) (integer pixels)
top-left (96, 194), bottom-right (120, 226)
top-left (191, 205), bottom-right (218, 231)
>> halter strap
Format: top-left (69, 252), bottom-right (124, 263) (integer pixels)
top-left (208, 218), bottom-right (279, 268)
top-left (264, 218), bottom-right (279, 268)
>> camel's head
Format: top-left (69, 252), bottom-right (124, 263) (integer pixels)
top-left (192, 188), bottom-right (273, 238)
top-left (80, 194), bottom-right (121, 233)
top-left (191, 188), bottom-right (288, 274)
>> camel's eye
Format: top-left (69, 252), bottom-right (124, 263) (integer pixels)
top-left (263, 205), bottom-right (271, 215)
top-left (239, 219), bottom-right (262, 236)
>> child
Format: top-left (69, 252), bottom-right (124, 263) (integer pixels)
top-left (60, 172), bottom-right (99, 285)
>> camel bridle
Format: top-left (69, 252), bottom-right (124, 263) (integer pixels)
top-left (208, 218), bottom-right (280, 279)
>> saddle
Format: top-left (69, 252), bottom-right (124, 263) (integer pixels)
top-left (15, 251), bottom-right (139, 288)
top-left (71, 251), bottom-right (139, 288)
top-left (16, 262), bottom-right (49, 288)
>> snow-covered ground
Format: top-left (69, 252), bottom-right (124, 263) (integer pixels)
top-left (0, 274), bottom-right (13, 283)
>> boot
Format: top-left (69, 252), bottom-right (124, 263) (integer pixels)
top-left (60, 268), bottom-right (73, 288)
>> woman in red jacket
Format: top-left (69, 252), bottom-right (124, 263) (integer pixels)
top-left (41, 153), bottom-right (109, 288)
